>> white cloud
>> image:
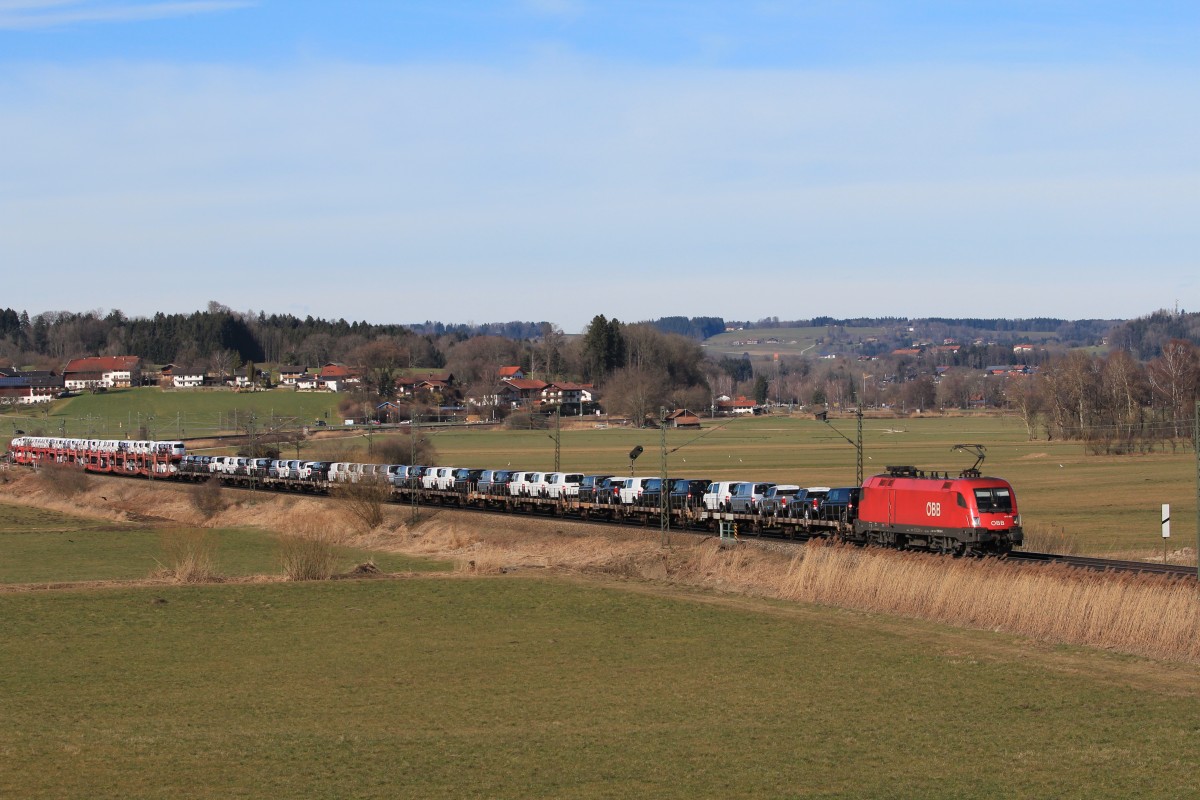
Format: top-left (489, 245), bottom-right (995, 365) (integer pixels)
top-left (0, 0), bottom-right (251, 29)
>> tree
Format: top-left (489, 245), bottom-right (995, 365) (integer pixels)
top-left (1005, 375), bottom-right (1043, 440)
top-left (602, 365), bottom-right (667, 423)
top-left (353, 337), bottom-right (408, 401)
top-left (1147, 339), bottom-right (1199, 438)
top-left (752, 373), bottom-right (769, 405)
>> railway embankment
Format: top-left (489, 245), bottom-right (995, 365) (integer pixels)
top-left (3, 466), bottom-right (1200, 664)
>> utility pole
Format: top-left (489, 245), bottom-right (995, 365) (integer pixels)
top-left (1195, 400), bottom-right (1198, 585)
top-left (411, 413), bottom-right (420, 524)
top-left (660, 407), bottom-right (669, 547)
top-left (553, 406), bottom-right (561, 472)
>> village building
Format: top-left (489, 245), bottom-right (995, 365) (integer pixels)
top-left (62, 356), bottom-right (142, 390)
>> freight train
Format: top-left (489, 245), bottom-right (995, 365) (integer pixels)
top-left (5, 435), bottom-right (1023, 555)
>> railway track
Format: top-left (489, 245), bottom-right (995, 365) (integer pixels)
top-left (1005, 550), bottom-right (1198, 579)
top-left (52, 466), bottom-right (1198, 581)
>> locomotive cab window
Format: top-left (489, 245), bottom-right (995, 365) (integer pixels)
top-left (973, 488), bottom-right (1013, 513)
top-left (956, 492), bottom-right (967, 508)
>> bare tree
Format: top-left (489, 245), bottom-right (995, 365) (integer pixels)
top-left (1005, 374), bottom-right (1043, 440)
top-left (603, 365), bottom-right (668, 423)
top-left (1147, 339), bottom-right (1199, 438)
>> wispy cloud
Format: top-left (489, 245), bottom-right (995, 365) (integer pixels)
top-left (0, 0), bottom-right (251, 30)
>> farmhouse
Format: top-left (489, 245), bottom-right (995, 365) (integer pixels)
top-left (63, 356), bottom-right (141, 390)
top-left (498, 377), bottom-right (548, 408)
top-left (0, 369), bottom-right (63, 404)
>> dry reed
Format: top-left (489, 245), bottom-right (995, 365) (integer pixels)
top-left (154, 529), bottom-right (221, 583)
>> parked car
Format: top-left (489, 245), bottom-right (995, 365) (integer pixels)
top-left (637, 478), bottom-right (665, 507)
top-left (544, 472), bottom-right (584, 499)
top-left (702, 481), bottom-right (743, 512)
top-left (619, 477), bottom-right (655, 505)
top-left (577, 475), bottom-right (613, 503)
top-left (667, 478), bottom-right (710, 508)
top-left (758, 485), bottom-right (804, 517)
top-left (729, 482), bottom-right (776, 514)
top-left (791, 487), bottom-right (830, 519)
top-left (816, 487), bottom-right (861, 523)
top-left (452, 468), bottom-right (484, 492)
top-left (598, 476), bottom-right (631, 504)
top-left (507, 471), bottom-right (533, 497)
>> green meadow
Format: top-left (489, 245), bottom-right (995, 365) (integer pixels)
top-left (3, 420), bottom-right (1199, 797)
top-left (0, 502), bottom-right (448, 584)
top-left (2, 576), bottom-right (1199, 799)
top-left (0, 386), bottom-right (342, 439)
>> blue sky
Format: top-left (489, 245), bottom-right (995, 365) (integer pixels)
top-left (3, 1), bottom-right (1197, 332)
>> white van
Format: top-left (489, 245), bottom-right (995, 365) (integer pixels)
top-left (544, 472), bottom-right (584, 499)
top-left (619, 477), bottom-right (654, 505)
top-left (702, 481), bottom-right (744, 512)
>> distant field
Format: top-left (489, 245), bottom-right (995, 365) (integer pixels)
top-left (702, 325), bottom-right (887, 357)
top-left (2, 577), bottom-right (1199, 798)
top-left (0, 387), bottom-right (342, 439)
top-left (324, 413), bottom-right (1197, 557)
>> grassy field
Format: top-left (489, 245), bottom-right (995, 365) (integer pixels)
top-left (308, 413), bottom-right (1198, 558)
top-left (0, 386), bottom-right (342, 439)
top-left (702, 325), bottom-right (887, 357)
top-left (2, 576), bottom-right (1199, 799)
top-left (0, 502), bottom-right (449, 584)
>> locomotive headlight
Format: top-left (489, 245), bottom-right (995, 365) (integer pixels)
top-left (1014, 514), bottom-right (1021, 526)
top-left (970, 513), bottom-right (981, 528)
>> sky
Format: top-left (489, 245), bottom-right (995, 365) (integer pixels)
top-left (2, 1), bottom-right (1198, 333)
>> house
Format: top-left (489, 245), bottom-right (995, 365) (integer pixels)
top-left (317, 363), bottom-right (359, 392)
top-left (0, 370), bottom-right (63, 404)
top-left (228, 366), bottom-right (254, 389)
top-left (278, 366), bottom-right (308, 385)
top-left (62, 356), bottom-right (141, 390)
top-left (157, 364), bottom-right (177, 388)
top-left (172, 367), bottom-right (207, 389)
top-left (540, 381), bottom-right (595, 407)
top-left (716, 396), bottom-right (759, 415)
top-left (295, 374), bottom-right (322, 391)
top-left (665, 409), bottom-right (701, 429)
top-left (498, 365), bottom-right (525, 380)
top-left (497, 377), bottom-right (548, 408)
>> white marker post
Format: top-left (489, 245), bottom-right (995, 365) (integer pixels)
top-left (1161, 503), bottom-right (1170, 564)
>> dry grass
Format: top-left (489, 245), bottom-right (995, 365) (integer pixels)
top-left (153, 529), bottom-right (222, 583)
top-left (278, 533), bottom-right (338, 580)
top-left (1021, 521), bottom-right (1084, 555)
top-left (371, 515), bottom-right (1200, 664)
top-left (277, 515), bottom-right (347, 580)
top-left (330, 479), bottom-right (390, 530)
top-left (35, 462), bottom-right (90, 498)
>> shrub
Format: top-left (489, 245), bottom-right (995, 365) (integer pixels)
top-left (155, 529), bottom-right (221, 583)
top-left (36, 462), bottom-right (89, 497)
top-left (279, 532), bottom-right (338, 580)
top-left (330, 479), bottom-right (391, 530)
top-left (189, 477), bottom-right (227, 518)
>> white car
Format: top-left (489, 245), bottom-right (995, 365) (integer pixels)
top-left (702, 481), bottom-right (744, 512)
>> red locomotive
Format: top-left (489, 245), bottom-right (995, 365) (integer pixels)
top-left (850, 448), bottom-right (1022, 555)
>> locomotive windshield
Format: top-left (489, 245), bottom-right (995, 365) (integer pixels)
top-left (973, 487), bottom-right (1013, 513)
